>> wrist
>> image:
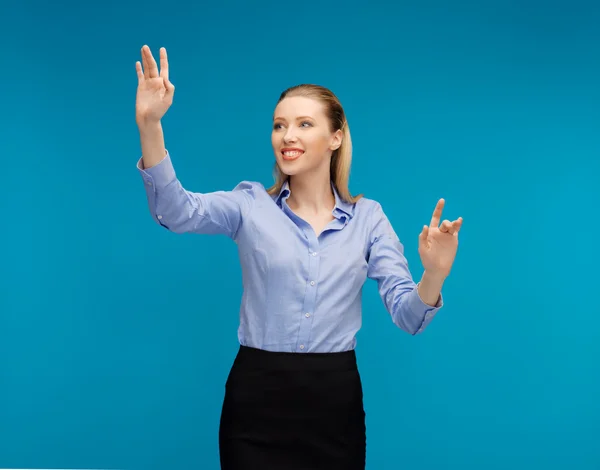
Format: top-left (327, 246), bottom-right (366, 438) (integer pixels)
top-left (137, 118), bottom-right (162, 135)
top-left (422, 269), bottom-right (447, 285)
top-left (417, 270), bottom-right (445, 307)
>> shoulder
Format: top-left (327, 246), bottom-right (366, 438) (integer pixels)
top-left (232, 180), bottom-right (265, 190)
top-left (230, 180), bottom-right (268, 197)
top-left (354, 196), bottom-right (400, 241)
top-left (228, 180), bottom-right (281, 211)
top-left (354, 195), bottom-right (385, 219)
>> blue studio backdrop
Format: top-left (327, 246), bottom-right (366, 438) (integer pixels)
top-left (2, 0), bottom-right (599, 469)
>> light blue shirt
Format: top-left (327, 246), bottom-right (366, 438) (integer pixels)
top-left (138, 152), bottom-right (443, 353)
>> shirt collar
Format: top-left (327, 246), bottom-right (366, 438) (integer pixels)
top-left (274, 179), bottom-right (354, 220)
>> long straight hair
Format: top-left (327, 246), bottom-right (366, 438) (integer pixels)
top-left (266, 84), bottom-right (363, 204)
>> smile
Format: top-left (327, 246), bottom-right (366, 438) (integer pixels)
top-left (282, 149), bottom-right (304, 160)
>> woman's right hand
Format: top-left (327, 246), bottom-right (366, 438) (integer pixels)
top-left (135, 45), bottom-right (175, 127)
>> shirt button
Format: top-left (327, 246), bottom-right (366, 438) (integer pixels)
top-left (146, 181), bottom-right (152, 186)
top-left (311, 251), bottom-right (317, 256)
top-left (310, 281), bottom-right (315, 286)
top-left (157, 215), bottom-right (163, 220)
top-left (305, 313), bottom-right (310, 318)
top-left (299, 345), bottom-right (305, 350)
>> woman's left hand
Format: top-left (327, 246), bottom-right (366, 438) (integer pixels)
top-left (418, 199), bottom-right (463, 279)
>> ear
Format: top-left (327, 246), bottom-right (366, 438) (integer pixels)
top-left (329, 129), bottom-right (343, 151)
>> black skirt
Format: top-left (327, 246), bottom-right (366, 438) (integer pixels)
top-left (219, 345), bottom-right (366, 470)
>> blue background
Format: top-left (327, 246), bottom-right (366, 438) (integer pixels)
top-left (2, 0), bottom-right (599, 468)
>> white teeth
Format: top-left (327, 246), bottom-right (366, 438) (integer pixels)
top-left (283, 151), bottom-right (303, 157)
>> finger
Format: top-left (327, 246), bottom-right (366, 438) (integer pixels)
top-left (419, 225), bottom-right (429, 244)
top-left (143, 45), bottom-right (159, 78)
top-left (135, 61), bottom-right (144, 85)
top-left (440, 219), bottom-right (453, 234)
top-left (159, 47), bottom-right (169, 81)
top-left (452, 217), bottom-right (463, 235)
top-left (141, 45), bottom-right (150, 79)
top-left (429, 198), bottom-right (445, 227)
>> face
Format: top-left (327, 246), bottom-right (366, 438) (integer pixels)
top-left (271, 96), bottom-right (342, 178)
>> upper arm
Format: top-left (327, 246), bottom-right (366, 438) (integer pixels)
top-left (138, 151), bottom-right (257, 237)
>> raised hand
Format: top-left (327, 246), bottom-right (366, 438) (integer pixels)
top-left (135, 45), bottom-right (175, 127)
top-left (418, 199), bottom-right (463, 279)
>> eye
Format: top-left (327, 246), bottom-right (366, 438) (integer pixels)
top-left (300, 121), bottom-right (313, 127)
top-left (273, 123), bottom-right (284, 130)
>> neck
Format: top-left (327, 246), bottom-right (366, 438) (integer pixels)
top-left (287, 170), bottom-right (335, 215)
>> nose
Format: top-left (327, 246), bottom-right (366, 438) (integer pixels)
top-left (283, 126), bottom-right (298, 143)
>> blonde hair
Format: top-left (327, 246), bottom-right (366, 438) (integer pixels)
top-left (266, 84), bottom-right (363, 204)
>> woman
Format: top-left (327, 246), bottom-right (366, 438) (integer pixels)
top-left (134, 45), bottom-right (463, 469)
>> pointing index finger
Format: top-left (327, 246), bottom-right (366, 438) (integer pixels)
top-left (429, 198), bottom-right (445, 227)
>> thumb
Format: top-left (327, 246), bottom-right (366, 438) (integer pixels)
top-left (164, 77), bottom-right (175, 97)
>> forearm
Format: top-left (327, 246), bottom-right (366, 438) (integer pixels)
top-left (139, 120), bottom-right (167, 169)
top-left (417, 270), bottom-right (445, 307)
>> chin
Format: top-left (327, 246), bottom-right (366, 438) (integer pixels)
top-left (276, 158), bottom-right (304, 176)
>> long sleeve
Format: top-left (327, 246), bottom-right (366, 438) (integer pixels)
top-left (137, 151), bottom-right (256, 238)
top-left (367, 203), bottom-right (443, 335)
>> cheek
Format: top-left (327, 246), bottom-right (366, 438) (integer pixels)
top-left (271, 134), bottom-right (281, 152)
top-left (307, 135), bottom-right (330, 153)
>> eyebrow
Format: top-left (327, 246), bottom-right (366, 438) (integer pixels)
top-left (272, 115), bottom-right (315, 121)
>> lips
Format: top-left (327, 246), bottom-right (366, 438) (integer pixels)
top-left (281, 148), bottom-right (304, 161)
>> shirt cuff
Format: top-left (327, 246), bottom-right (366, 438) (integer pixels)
top-left (408, 284), bottom-right (443, 335)
top-left (415, 281), bottom-right (443, 309)
top-left (137, 150), bottom-right (176, 190)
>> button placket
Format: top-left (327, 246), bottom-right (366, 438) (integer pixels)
top-left (296, 236), bottom-right (321, 352)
